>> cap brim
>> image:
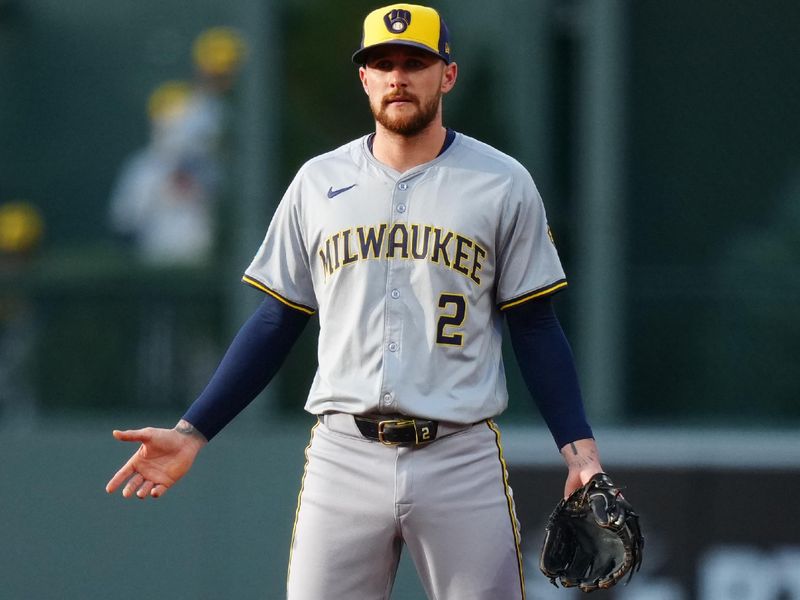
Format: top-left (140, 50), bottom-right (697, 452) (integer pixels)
top-left (352, 40), bottom-right (449, 65)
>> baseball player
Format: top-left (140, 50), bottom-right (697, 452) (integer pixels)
top-left (106, 4), bottom-right (606, 599)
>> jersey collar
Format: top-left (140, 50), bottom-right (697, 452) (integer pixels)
top-left (366, 128), bottom-right (456, 158)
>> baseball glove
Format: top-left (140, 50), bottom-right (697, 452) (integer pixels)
top-left (539, 472), bottom-right (644, 592)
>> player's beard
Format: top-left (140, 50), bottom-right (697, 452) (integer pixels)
top-left (372, 90), bottom-right (442, 137)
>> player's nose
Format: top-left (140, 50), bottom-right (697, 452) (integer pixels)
top-left (387, 66), bottom-right (409, 87)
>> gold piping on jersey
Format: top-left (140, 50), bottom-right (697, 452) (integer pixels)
top-left (498, 279), bottom-right (568, 311)
top-left (487, 419), bottom-right (526, 599)
top-left (242, 275), bottom-right (317, 315)
top-left (287, 421), bottom-right (320, 587)
top-left (318, 222), bottom-right (487, 285)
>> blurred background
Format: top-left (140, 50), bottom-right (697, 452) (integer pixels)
top-left (1, 0), bottom-right (798, 598)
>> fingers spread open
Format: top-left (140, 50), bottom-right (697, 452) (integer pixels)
top-left (136, 480), bottom-right (155, 500)
top-left (122, 473), bottom-right (144, 499)
top-left (106, 459), bottom-right (136, 494)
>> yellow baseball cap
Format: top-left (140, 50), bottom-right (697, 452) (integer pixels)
top-left (147, 80), bottom-right (191, 122)
top-left (0, 201), bottom-right (44, 254)
top-left (193, 27), bottom-right (247, 76)
top-left (352, 4), bottom-right (451, 65)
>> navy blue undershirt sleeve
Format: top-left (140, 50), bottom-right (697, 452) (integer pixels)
top-left (182, 294), bottom-right (310, 441)
top-left (505, 295), bottom-right (594, 450)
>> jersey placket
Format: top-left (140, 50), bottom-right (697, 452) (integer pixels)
top-left (378, 176), bottom-right (414, 414)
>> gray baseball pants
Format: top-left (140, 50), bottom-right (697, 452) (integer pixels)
top-left (286, 414), bottom-right (526, 599)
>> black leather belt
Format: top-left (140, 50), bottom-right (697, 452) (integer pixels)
top-left (353, 415), bottom-right (439, 445)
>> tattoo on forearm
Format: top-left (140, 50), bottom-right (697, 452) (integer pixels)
top-left (174, 421), bottom-right (205, 441)
top-left (567, 455), bottom-right (596, 469)
top-left (175, 422), bottom-right (196, 435)
top-left (563, 444), bottom-right (597, 470)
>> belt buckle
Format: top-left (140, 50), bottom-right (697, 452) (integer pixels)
top-left (377, 419), bottom-right (416, 445)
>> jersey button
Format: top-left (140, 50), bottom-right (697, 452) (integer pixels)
top-left (398, 182), bottom-right (408, 191)
top-left (388, 342), bottom-right (398, 352)
top-left (390, 289), bottom-right (400, 299)
top-left (396, 204), bottom-right (406, 213)
top-left (382, 393), bottom-right (393, 405)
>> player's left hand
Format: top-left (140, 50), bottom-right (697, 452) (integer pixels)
top-left (560, 437), bottom-right (603, 498)
top-left (540, 472), bottom-right (644, 591)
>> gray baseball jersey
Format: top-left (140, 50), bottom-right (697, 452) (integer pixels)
top-left (243, 131), bottom-right (565, 423)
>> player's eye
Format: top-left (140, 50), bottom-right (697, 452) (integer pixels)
top-left (370, 59), bottom-right (394, 71)
top-left (405, 58), bottom-right (426, 69)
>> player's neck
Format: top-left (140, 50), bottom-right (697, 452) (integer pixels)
top-left (371, 122), bottom-right (447, 173)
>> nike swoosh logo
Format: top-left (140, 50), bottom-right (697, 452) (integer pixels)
top-left (327, 184), bottom-right (357, 199)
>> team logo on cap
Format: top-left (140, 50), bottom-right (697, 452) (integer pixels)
top-left (384, 8), bottom-right (411, 34)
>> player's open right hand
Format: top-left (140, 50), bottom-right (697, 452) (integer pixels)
top-left (105, 420), bottom-right (207, 500)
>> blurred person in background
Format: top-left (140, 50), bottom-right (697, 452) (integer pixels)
top-left (0, 200), bottom-right (43, 428)
top-left (108, 27), bottom-right (245, 267)
top-left (180, 25), bottom-right (246, 179)
top-left (108, 80), bottom-right (214, 266)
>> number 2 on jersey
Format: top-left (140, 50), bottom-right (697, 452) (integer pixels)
top-left (436, 293), bottom-right (467, 346)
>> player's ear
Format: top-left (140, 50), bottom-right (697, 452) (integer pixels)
top-left (441, 61), bottom-right (457, 94)
top-left (359, 66), bottom-right (370, 94)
